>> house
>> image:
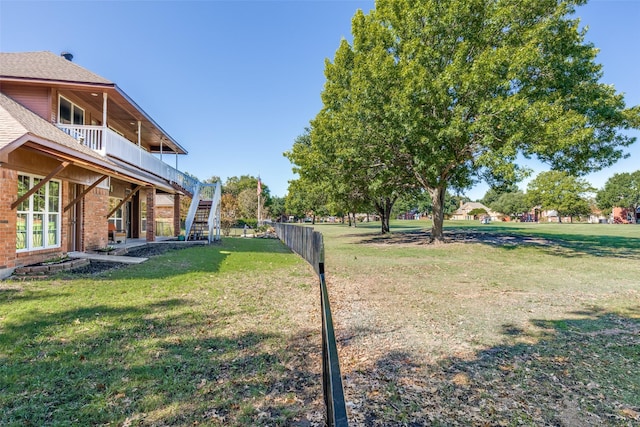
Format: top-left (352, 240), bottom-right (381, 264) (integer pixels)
top-left (450, 201), bottom-right (501, 221)
top-left (612, 206), bottom-right (640, 224)
top-left (0, 51), bottom-right (218, 278)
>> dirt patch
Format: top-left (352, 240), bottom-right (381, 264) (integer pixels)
top-left (324, 226), bottom-right (640, 425)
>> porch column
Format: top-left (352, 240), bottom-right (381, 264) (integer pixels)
top-left (138, 121), bottom-right (142, 167)
top-left (146, 186), bottom-right (156, 242)
top-left (102, 93), bottom-right (108, 129)
top-left (173, 194), bottom-right (181, 237)
top-left (102, 93), bottom-right (108, 153)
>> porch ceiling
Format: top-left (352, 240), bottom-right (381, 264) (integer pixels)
top-left (69, 85), bottom-right (187, 156)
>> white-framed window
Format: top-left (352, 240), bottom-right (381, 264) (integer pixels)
top-left (58, 95), bottom-right (84, 125)
top-left (16, 174), bottom-right (61, 251)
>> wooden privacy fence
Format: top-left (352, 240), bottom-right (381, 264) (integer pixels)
top-left (273, 223), bottom-right (348, 427)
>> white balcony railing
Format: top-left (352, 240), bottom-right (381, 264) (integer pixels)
top-left (57, 124), bottom-right (199, 195)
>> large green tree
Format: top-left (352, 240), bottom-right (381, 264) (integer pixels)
top-left (269, 195), bottom-right (287, 222)
top-left (481, 184), bottom-right (520, 208)
top-left (285, 178), bottom-right (328, 223)
top-left (491, 191), bottom-right (529, 220)
top-left (288, 26), bottom-right (417, 233)
top-left (526, 170), bottom-right (594, 222)
top-left (309, 0), bottom-right (638, 242)
top-left (221, 175), bottom-right (270, 221)
top-left (284, 129), bottom-right (331, 222)
top-left (596, 171), bottom-right (640, 216)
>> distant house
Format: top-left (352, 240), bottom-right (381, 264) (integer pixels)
top-left (612, 206), bottom-right (640, 224)
top-left (0, 51), bottom-right (218, 278)
top-left (450, 202), bottom-right (501, 221)
top-left (587, 206), bottom-right (608, 224)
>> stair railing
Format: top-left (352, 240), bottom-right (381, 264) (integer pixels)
top-left (207, 182), bottom-right (222, 243)
top-left (184, 182), bottom-right (201, 240)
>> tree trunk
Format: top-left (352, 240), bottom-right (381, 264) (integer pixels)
top-left (428, 186), bottom-right (446, 243)
top-left (383, 200), bottom-right (392, 234)
top-left (375, 197), bottom-right (395, 234)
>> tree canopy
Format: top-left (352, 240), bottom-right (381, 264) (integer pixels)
top-left (287, 0), bottom-right (639, 241)
top-left (596, 170), bottom-right (640, 214)
top-left (526, 170), bottom-right (594, 221)
top-left (490, 191), bottom-right (529, 220)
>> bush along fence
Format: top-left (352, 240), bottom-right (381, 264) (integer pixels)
top-left (273, 223), bottom-right (349, 427)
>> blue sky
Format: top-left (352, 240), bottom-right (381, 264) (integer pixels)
top-left (1, 0), bottom-right (638, 201)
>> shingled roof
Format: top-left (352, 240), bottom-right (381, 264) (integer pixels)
top-left (0, 51), bottom-right (113, 85)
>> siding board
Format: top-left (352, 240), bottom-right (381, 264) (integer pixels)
top-left (1, 84), bottom-right (51, 120)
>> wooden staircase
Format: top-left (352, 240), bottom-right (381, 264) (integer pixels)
top-left (188, 200), bottom-right (212, 240)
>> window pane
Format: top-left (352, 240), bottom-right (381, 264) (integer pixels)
top-left (32, 214), bottom-right (44, 248)
top-left (16, 213), bottom-right (27, 250)
top-left (33, 179), bottom-right (45, 212)
top-left (73, 105), bottom-right (84, 125)
top-left (59, 97), bottom-right (71, 124)
top-left (17, 175), bottom-right (30, 211)
top-left (48, 214), bottom-right (58, 246)
top-left (49, 181), bottom-right (60, 211)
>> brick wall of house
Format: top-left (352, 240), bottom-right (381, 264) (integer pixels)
top-left (83, 186), bottom-right (109, 250)
top-left (146, 187), bottom-right (156, 241)
top-left (0, 167), bottom-right (18, 270)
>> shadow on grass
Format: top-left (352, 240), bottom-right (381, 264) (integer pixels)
top-left (357, 226), bottom-right (640, 260)
top-left (342, 310), bottom-right (640, 426)
top-left (0, 296), bottom-right (323, 426)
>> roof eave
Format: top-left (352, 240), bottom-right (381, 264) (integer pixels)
top-left (113, 84), bottom-right (188, 155)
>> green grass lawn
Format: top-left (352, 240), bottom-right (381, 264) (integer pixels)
top-left (2, 221), bottom-right (639, 426)
top-left (0, 239), bottom-right (323, 426)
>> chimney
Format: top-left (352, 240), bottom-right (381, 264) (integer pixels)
top-left (60, 51), bottom-right (73, 61)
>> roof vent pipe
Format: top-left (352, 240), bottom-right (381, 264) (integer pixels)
top-left (60, 51), bottom-right (73, 61)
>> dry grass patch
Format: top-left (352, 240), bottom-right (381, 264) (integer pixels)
top-left (316, 221), bottom-right (640, 425)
